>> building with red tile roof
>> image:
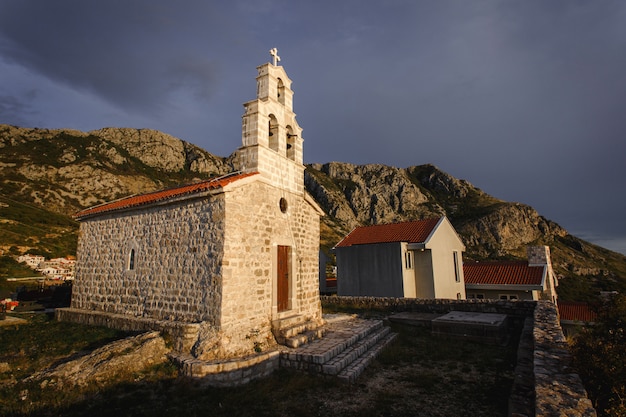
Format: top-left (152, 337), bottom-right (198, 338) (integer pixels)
top-left (464, 246), bottom-right (558, 303)
top-left (334, 216), bottom-right (466, 299)
top-left (58, 54), bottom-right (325, 364)
top-left (558, 301), bottom-right (596, 322)
top-left (557, 301), bottom-right (597, 337)
top-left (335, 217), bottom-right (441, 248)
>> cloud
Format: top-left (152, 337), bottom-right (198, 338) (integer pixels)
top-left (0, 1), bottom-right (231, 117)
top-left (0, 92), bottom-right (36, 126)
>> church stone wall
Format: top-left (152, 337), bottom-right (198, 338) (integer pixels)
top-left (197, 180), bottom-right (321, 359)
top-left (288, 193), bottom-right (324, 321)
top-left (71, 195), bottom-right (226, 325)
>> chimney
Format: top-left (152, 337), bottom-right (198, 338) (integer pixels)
top-left (527, 246), bottom-right (551, 267)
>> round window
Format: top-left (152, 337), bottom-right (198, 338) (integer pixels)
top-left (279, 197), bottom-right (288, 213)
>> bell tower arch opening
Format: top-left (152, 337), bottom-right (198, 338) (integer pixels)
top-left (277, 78), bottom-right (285, 105)
top-left (268, 114), bottom-right (279, 152)
top-left (286, 126), bottom-right (296, 160)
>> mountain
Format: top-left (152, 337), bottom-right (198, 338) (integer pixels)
top-left (1, 124), bottom-right (624, 299)
top-left (0, 124), bottom-right (229, 216)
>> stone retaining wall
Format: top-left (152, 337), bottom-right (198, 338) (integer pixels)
top-left (171, 351), bottom-right (280, 387)
top-left (533, 302), bottom-right (596, 416)
top-left (321, 296), bottom-right (596, 417)
top-left (56, 308), bottom-right (200, 353)
top-left (321, 295), bottom-right (537, 317)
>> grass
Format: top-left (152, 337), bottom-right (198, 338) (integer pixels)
top-left (0, 195), bottom-right (79, 259)
top-left (0, 311), bottom-right (518, 417)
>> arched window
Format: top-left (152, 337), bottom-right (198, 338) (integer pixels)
top-left (128, 249), bottom-right (135, 271)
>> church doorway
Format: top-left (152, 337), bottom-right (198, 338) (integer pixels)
top-left (277, 245), bottom-right (290, 312)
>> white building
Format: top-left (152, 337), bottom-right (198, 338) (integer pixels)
top-left (335, 216), bottom-right (466, 299)
top-left (17, 254), bottom-right (45, 269)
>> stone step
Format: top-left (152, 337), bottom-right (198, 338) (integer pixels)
top-left (337, 332), bottom-right (398, 383)
top-left (170, 350), bottom-right (280, 386)
top-left (272, 314), bottom-right (308, 330)
top-left (283, 328), bottom-right (326, 348)
top-left (280, 317), bottom-right (397, 382)
top-left (273, 317), bottom-right (325, 348)
top-left (281, 319), bottom-right (384, 368)
top-left (272, 315), bottom-right (325, 348)
top-left (321, 326), bottom-right (391, 375)
top-left (280, 320), bottom-right (322, 339)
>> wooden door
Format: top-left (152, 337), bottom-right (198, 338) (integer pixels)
top-left (277, 245), bottom-right (289, 312)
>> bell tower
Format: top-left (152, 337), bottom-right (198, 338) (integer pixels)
top-left (235, 48), bottom-right (305, 194)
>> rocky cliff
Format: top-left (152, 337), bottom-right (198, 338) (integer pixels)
top-left (0, 124), bottom-right (231, 216)
top-left (1, 124), bottom-right (624, 297)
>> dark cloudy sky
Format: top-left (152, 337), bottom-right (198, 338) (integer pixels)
top-left (1, 1), bottom-right (625, 255)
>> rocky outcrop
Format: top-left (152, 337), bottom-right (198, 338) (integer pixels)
top-left (93, 127), bottom-right (230, 175)
top-left (458, 203), bottom-right (567, 257)
top-left (0, 124), bottom-right (232, 215)
top-left (307, 162), bottom-right (442, 233)
top-left (407, 163), bottom-right (474, 199)
top-left (0, 125), bottom-right (229, 176)
top-left (27, 331), bottom-right (169, 388)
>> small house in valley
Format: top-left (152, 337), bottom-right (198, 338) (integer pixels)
top-left (58, 52), bottom-right (325, 360)
top-left (463, 246), bottom-right (558, 303)
top-left (334, 217), bottom-right (466, 299)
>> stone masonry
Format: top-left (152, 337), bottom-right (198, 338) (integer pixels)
top-left (70, 195), bottom-right (226, 323)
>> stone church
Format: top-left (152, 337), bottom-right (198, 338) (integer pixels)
top-left (58, 51), bottom-right (325, 360)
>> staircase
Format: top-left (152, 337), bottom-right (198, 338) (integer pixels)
top-left (272, 314), bottom-right (326, 348)
top-left (280, 315), bottom-right (398, 383)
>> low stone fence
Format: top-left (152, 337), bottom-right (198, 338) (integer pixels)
top-left (321, 295), bottom-right (537, 316)
top-left (321, 296), bottom-right (596, 417)
top-left (532, 302), bottom-right (596, 416)
top-left (56, 307), bottom-right (200, 353)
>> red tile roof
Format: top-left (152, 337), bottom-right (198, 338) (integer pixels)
top-left (463, 261), bottom-right (544, 286)
top-left (558, 301), bottom-right (597, 322)
top-left (335, 218), bottom-right (441, 247)
top-left (75, 171), bottom-right (258, 219)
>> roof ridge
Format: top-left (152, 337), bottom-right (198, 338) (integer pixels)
top-left (75, 171), bottom-right (257, 219)
top-left (463, 260), bottom-right (544, 286)
top-left (335, 217), bottom-right (442, 247)
top-left (358, 217), bottom-right (441, 228)
top-left (465, 260), bottom-right (528, 264)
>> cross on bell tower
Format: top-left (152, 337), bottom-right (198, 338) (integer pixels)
top-left (270, 48), bottom-right (281, 66)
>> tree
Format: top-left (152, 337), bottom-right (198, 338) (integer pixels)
top-left (571, 294), bottom-right (626, 416)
